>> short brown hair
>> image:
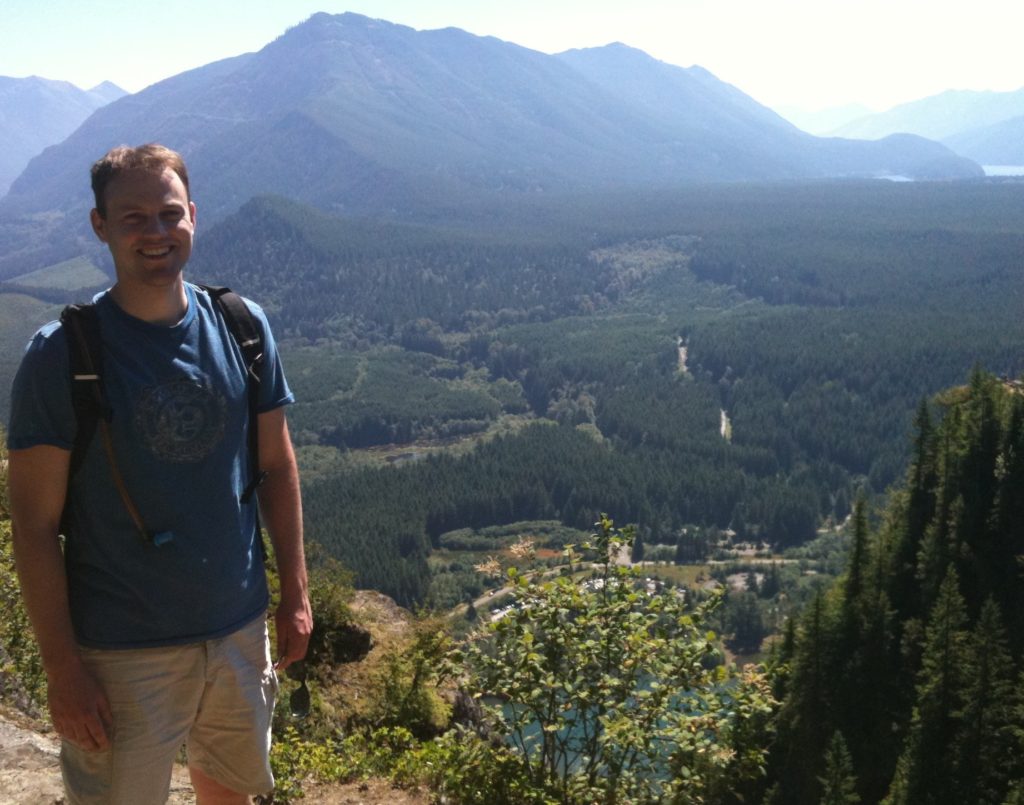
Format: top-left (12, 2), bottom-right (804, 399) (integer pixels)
top-left (90, 143), bottom-right (190, 217)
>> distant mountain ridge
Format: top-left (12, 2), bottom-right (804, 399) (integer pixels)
top-left (0, 76), bottom-right (127, 196)
top-left (830, 87), bottom-right (1024, 164)
top-left (775, 103), bottom-right (875, 136)
top-left (833, 88), bottom-right (1024, 140)
top-left (0, 13), bottom-right (982, 276)
top-left (945, 115), bottom-right (1024, 164)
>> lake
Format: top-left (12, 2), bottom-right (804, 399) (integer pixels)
top-left (983, 165), bottom-right (1024, 176)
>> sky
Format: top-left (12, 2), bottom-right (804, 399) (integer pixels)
top-left (2, 0), bottom-right (1023, 113)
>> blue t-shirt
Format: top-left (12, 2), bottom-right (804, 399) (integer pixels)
top-left (7, 283), bottom-right (294, 648)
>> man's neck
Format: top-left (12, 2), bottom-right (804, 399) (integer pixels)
top-left (109, 280), bottom-right (189, 326)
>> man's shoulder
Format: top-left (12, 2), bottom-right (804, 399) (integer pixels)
top-left (21, 318), bottom-right (69, 362)
top-left (189, 283), bottom-right (274, 342)
top-left (190, 282), bottom-right (266, 318)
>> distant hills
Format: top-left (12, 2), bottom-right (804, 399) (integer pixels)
top-left (775, 103), bottom-right (875, 136)
top-left (945, 116), bottom-right (1024, 165)
top-left (0, 76), bottom-right (126, 197)
top-left (827, 87), bottom-right (1024, 165)
top-left (0, 12), bottom-right (983, 277)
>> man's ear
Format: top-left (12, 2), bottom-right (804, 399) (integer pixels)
top-left (189, 201), bottom-right (197, 227)
top-left (90, 209), bottom-right (108, 243)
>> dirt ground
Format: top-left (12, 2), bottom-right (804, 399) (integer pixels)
top-left (0, 707), bottom-right (430, 805)
top-left (298, 778), bottom-right (430, 804)
top-left (0, 591), bottom-right (434, 804)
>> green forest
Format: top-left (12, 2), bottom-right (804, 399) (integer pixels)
top-left (2, 371), bottom-right (1021, 803)
top-left (169, 180), bottom-right (1024, 610)
top-left (3, 179), bottom-right (1024, 801)
top-left (4, 181), bottom-right (1024, 612)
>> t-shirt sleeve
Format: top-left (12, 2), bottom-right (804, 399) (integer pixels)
top-left (7, 322), bottom-right (76, 451)
top-left (245, 300), bottom-right (294, 412)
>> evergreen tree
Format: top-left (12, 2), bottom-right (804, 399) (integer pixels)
top-left (986, 394), bottom-right (1024, 655)
top-left (819, 731), bottom-right (860, 805)
top-left (952, 599), bottom-right (1018, 804)
top-left (771, 591), bottom-right (840, 804)
top-left (726, 591), bottom-right (766, 653)
top-left (760, 562), bottom-right (782, 598)
top-left (1004, 672), bottom-right (1024, 805)
top-left (843, 496), bottom-right (869, 609)
top-left (884, 568), bottom-right (969, 805)
top-left (630, 530), bottom-right (645, 563)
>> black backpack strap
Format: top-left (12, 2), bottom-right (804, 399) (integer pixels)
top-left (199, 285), bottom-right (266, 503)
top-left (61, 304), bottom-right (171, 545)
top-left (61, 303), bottom-right (110, 482)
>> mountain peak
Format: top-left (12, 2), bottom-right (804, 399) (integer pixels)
top-left (559, 42), bottom-right (659, 62)
top-left (288, 10), bottom-right (411, 37)
top-left (0, 13), bottom-right (982, 261)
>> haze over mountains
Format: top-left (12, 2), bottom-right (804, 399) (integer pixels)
top-left (0, 12), bottom-right (985, 279)
top-left (0, 77), bottom-right (125, 197)
top-left (820, 87), bottom-right (1024, 165)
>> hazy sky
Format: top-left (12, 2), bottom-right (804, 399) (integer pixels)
top-left (2, 0), bottom-right (1022, 112)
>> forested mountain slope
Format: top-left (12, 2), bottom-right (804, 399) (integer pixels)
top-left (768, 372), bottom-right (1024, 804)
top-left (0, 12), bottom-right (980, 278)
top-left (173, 181), bottom-right (1024, 605)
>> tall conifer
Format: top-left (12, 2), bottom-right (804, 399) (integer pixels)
top-left (819, 731), bottom-right (860, 805)
top-left (884, 568), bottom-right (969, 805)
top-left (952, 599), bottom-right (1017, 804)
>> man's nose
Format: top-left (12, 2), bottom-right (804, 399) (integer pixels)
top-left (142, 215), bottom-right (168, 235)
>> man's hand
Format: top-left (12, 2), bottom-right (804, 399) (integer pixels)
top-left (274, 591), bottom-right (313, 671)
top-left (47, 657), bottom-right (112, 752)
top-left (9, 445), bottom-right (111, 751)
top-left (256, 409), bottom-right (313, 672)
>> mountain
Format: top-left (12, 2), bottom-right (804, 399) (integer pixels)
top-left (86, 81), bottom-right (126, 105)
top-left (0, 13), bottom-right (981, 277)
top-left (774, 103), bottom-right (875, 136)
top-left (553, 43), bottom-right (802, 175)
top-left (831, 87), bottom-right (1024, 142)
top-left (944, 115), bottom-right (1024, 164)
top-left (0, 76), bottom-right (127, 197)
top-left (552, 45), bottom-right (976, 180)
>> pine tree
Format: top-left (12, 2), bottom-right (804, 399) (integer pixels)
top-left (891, 399), bottom-right (936, 618)
top-left (952, 599), bottom-right (1017, 804)
top-left (630, 530), bottom-right (645, 563)
top-left (986, 394), bottom-right (1024, 655)
top-left (771, 591), bottom-right (840, 804)
top-left (843, 496), bottom-right (869, 608)
top-left (884, 568), bottom-right (969, 805)
top-left (819, 731), bottom-right (860, 805)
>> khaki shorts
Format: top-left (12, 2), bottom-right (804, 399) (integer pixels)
top-left (61, 616), bottom-right (278, 805)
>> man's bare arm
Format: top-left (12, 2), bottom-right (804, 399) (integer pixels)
top-left (8, 445), bottom-right (111, 750)
top-left (255, 408), bottom-right (312, 669)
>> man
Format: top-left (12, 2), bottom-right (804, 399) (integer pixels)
top-left (6, 144), bottom-right (312, 804)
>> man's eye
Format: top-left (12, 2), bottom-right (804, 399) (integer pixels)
top-left (162, 210), bottom-right (184, 222)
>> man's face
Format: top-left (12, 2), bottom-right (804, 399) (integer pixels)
top-left (90, 167), bottom-right (196, 291)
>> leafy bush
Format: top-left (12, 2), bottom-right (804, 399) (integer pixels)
top-left (0, 438), bottom-right (46, 713)
top-left (268, 724), bottom-right (423, 802)
top-left (447, 515), bottom-right (777, 803)
top-left (369, 622), bottom-right (451, 738)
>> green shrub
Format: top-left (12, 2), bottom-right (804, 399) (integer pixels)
top-left (447, 515), bottom-right (777, 804)
top-left (0, 439), bottom-right (46, 713)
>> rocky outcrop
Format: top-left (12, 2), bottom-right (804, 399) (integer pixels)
top-left (0, 707), bottom-right (196, 804)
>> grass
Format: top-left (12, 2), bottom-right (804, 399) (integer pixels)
top-left (11, 256), bottom-right (108, 291)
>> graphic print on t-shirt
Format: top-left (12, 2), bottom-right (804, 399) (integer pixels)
top-left (134, 378), bottom-right (227, 462)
